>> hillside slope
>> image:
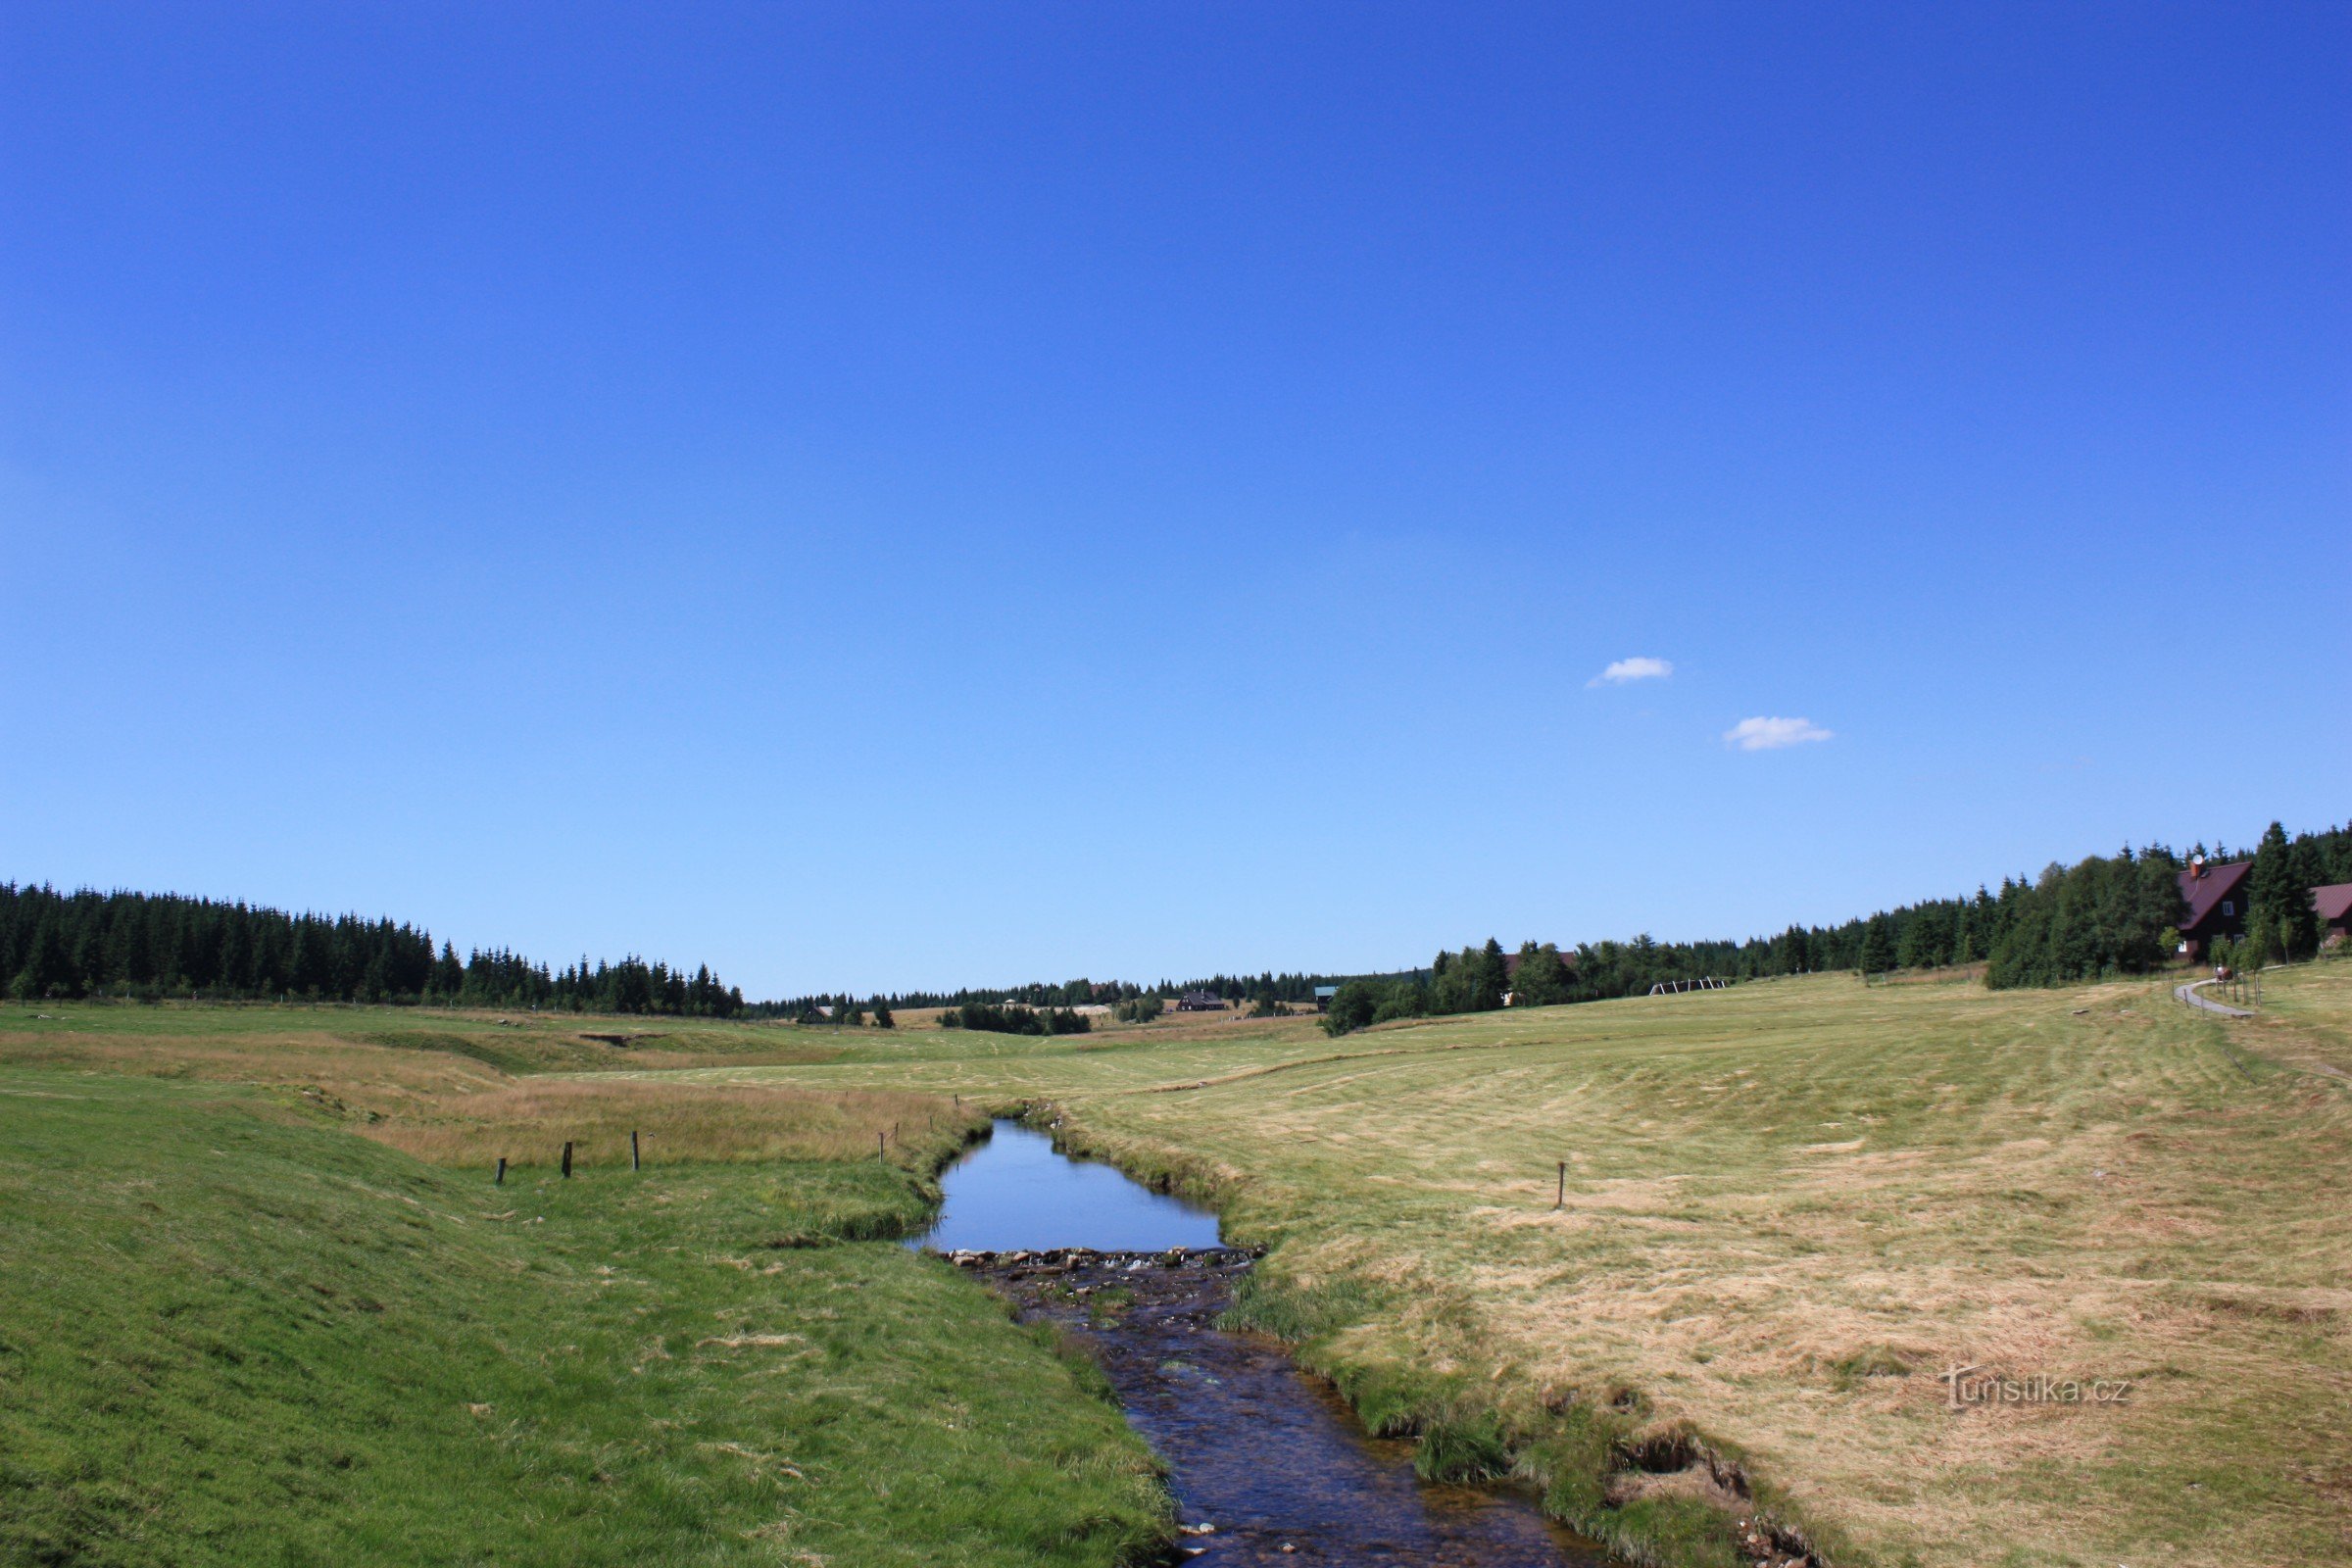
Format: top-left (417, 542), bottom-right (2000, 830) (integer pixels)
top-left (0, 1068), bottom-right (1163, 1567)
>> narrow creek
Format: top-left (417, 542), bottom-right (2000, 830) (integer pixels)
top-left (913, 1119), bottom-right (1611, 1567)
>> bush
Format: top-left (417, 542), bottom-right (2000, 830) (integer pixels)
top-left (1321, 981), bottom-right (1383, 1036)
top-left (939, 1004), bottom-right (1091, 1037)
top-left (1112, 994), bottom-right (1164, 1024)
top-left (1322, 979), bottom-right (1434, 1036)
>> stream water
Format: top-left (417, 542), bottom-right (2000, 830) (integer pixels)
top-left (909, 1117), bottom-right (1223, 1252)
top-left (918, 1120), bottom-right (1609, 1566)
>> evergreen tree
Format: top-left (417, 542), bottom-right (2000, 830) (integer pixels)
top-left (10, 912), bottom-right (74, 1000)
top-left (433, 942), bottom-right (464, 999)
top-left (2248, 820), bottom-right (2320, 960)
top-left (1857, 914), bottom-right (1895, 978)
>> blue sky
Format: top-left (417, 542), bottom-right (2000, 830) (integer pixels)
top-left (4, 3), bottom-right (2345, 998)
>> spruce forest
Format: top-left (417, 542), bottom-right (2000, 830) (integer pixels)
top-left (0, 886), bottom-right (746, 1015)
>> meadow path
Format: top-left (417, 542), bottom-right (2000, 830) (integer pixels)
top-left (2176, 979), bottom-right (2253, 1018)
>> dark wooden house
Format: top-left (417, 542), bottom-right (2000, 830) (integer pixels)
top-left (2176, 858), bottom-right (2251, 959)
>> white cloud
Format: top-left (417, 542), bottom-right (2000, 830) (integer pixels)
top-left (1724, 715), bottom-right (1833, 752)
top-left (1588, 656), bottom-right (1673, 687)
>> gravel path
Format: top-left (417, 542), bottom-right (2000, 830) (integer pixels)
top-left (2177, 980), bottom-right (2253, 1018)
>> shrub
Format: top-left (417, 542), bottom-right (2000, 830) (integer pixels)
top-left (939, 1004), bottom-right (1090, 1037)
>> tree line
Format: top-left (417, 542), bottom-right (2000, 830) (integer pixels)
top-left (939, 1002), bottom-right (1091, 1036)
top-left (871, 969), bottom-right (1358, 1011)
top-left (1320, 820), bottom-right (2352, 1034)
top-left (16, 819), bottom-right (2341, 1023)
top-left (0, 884), bottom-right (747, 1015)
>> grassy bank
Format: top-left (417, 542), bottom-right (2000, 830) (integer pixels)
top-left (0, 1048), bottom-right (1165, 1566)
top-left (643, 965), bottom-right (2352, 1568)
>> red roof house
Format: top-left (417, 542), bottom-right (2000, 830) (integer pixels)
top-left (2176, 858), bottom-right (2252, 959)
top-left (2314, 883), bottom-right (2352, 946)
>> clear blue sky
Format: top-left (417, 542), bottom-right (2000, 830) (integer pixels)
top-left (4, 4), bottom-right (2345, 998)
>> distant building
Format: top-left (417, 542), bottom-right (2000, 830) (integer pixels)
top-left (1176, 989), bottom-right (1226, 1011)
top-left (1312, 984), bottom-right (1340, 1012)
top-left (2176, 858), bottom-right (2252, 959)
top-left (2314, 884), bottom-right (2352, 949)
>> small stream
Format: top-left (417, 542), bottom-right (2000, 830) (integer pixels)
top-left (916, 1120), bottom-right (1609, 1566)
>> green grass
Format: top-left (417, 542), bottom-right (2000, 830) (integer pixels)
top-left (0, 1068), bottom-right (1164, 1567)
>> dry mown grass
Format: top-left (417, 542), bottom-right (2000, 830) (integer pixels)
top-left (0, 1004), bottom-right (978, 1173)
top-left (361, 1079), bottom-right (982, 1169)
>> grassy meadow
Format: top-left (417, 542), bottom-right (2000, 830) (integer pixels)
top-left (7, 967), bottom-right (2350, 1567)
top-left (0, 1008), bottom-right (1165, 1567)
top-left (638, 963), bottom-right (2352, 1568)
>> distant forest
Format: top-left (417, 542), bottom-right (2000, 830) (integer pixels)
top-left (1320, 821), bottom-right (2352, 1035)
top-left (12, 820), bottom-right (2344, 1022)
top-left (0, 885), bottom-right (746, 1015)
top-left (746, 968), bottom-right (1401, 1024)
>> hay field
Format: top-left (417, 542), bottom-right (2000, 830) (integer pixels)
top-left (362, 1077), bottom-right (980, 1168)
top-left (0, 1003), bottom-right (950, 1168)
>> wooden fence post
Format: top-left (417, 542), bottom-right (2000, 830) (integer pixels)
top-left (631, 1130), bottom-right (641, 1172)
top-left (877, 1131), bottom-right (887, 1157)
top-left (562, 1141), bottom-right (573, 1179)
top-left (495, 1156), bottom-right (506, 1186)
top-left (1555, 1161), bottom-right (1566, 1209)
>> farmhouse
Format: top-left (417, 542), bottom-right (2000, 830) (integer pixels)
top-left (2315, 884), bottom-right (2352, 949)
top-left (1312, 985), bottom-right (1340, 1012)
top-left (2176, 858), bottom-right (2251, 959)
top-left (1175, 989), bottom-right (1227, 1011)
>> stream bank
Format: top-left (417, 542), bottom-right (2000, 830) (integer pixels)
top-left (918, 1121), bottom-right (1609, 1566)
top-left (1016, 1109), bottom-right (1831, 1568)
top-left (952, 1245), bottom-right (1604, 1567)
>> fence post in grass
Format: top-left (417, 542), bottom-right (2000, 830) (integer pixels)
top-left (631, 1130), bottom-right (641, 1171)
top-left (1555, 1161), bottom-right (1566, 1209)
top-left (495, 1156), bottom-right (506, 1186)
top-left (562, 1141), bottom-right (573, 1179)
top-left (877, 1130), bottom-right (887, 1157)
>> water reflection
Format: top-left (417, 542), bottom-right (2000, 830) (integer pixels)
top-left (909, 1118), bottom-right (1223, 1253)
